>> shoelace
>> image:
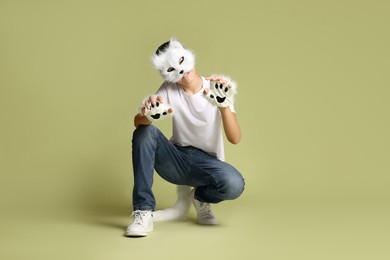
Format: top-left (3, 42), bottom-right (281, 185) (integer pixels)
top-left (198, 202), bottom-right (213, 217)
top-left (132, 210), bottom-right (148, 225)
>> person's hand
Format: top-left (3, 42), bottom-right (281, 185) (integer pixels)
top-left (139, 95), bottom-right (174, 122)
top-left (204, 75), bottom-right (237, 108)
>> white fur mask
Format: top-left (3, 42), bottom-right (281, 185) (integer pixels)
top-left (151, 39), bottom-right (195, 83)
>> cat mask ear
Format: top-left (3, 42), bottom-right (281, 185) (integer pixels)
top-left (151, 39), bottom-right (195, 83)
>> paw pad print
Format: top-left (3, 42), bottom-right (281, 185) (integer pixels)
top-left (145, 101), bottom-right (172, 122)
top-left (205, 80), bottom-right (237, 108)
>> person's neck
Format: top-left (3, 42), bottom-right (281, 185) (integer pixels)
top-left (179, 75), bottom-right (203, 95)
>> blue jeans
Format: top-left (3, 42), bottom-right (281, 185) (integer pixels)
top-left (132, 125), bottom-right (245, 211)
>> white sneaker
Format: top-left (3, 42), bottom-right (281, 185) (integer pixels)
top-left (191, 188), bottom-right (217, 225)
top-left (125, 210), bottom-right (153, 237)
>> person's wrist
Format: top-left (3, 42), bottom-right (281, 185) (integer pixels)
top-left (219, 107), bottom-right (232, 114)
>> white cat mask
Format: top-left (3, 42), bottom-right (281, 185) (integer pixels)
top-left (151, 39), bottom-right (195, 83)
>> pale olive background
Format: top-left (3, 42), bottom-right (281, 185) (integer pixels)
top-left (1, 0), bottom-right (389, 259)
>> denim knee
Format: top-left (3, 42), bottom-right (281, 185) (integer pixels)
top-left (218, 172), bottom-right (245, 200)
top-left (132, 125), bottom-right (158, 146)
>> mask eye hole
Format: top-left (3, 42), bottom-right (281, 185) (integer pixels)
top-left (167, 67), bottom-right (175, 72)
top-left (179, 56), bottom-right (184, 65)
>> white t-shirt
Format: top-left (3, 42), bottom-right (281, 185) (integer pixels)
top-left (156, 77), bottom-right (229, 161)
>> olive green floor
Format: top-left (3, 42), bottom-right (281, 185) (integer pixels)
top-left (2, 198), bottom-right (388, 260)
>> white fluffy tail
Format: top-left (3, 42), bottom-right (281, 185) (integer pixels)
top-left (153, 185), bottom-right (192, 222)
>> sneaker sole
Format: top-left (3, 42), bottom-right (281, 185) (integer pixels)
top-left (197, 219), bottom-right (217, 225)
top-left (125, 227), bottom-right (153, 237)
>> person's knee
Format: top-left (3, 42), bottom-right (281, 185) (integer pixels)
top-left (132, 125), bottom-right (157, 145)
top-left (219, 173), bottom-right (245, 200)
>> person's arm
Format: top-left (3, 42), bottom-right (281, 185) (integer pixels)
top-left (219, 107), bottom-right (241, 144)
top-left (204, 74), bottom-right (241, 144)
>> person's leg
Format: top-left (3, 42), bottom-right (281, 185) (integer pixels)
top-left (131, 125), bottom-right (190, 211)
top-left (128, 125), bottom-right (191, 237)
top-left (181, 146), bottom-right (245, 204)
top-left (166, 146), bottom-right (244, 225)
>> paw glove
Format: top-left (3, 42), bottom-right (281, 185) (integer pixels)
top-left (205, 75), bottom-right (237, 108)
top-left (138, 96), bottom-right (173, 122)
